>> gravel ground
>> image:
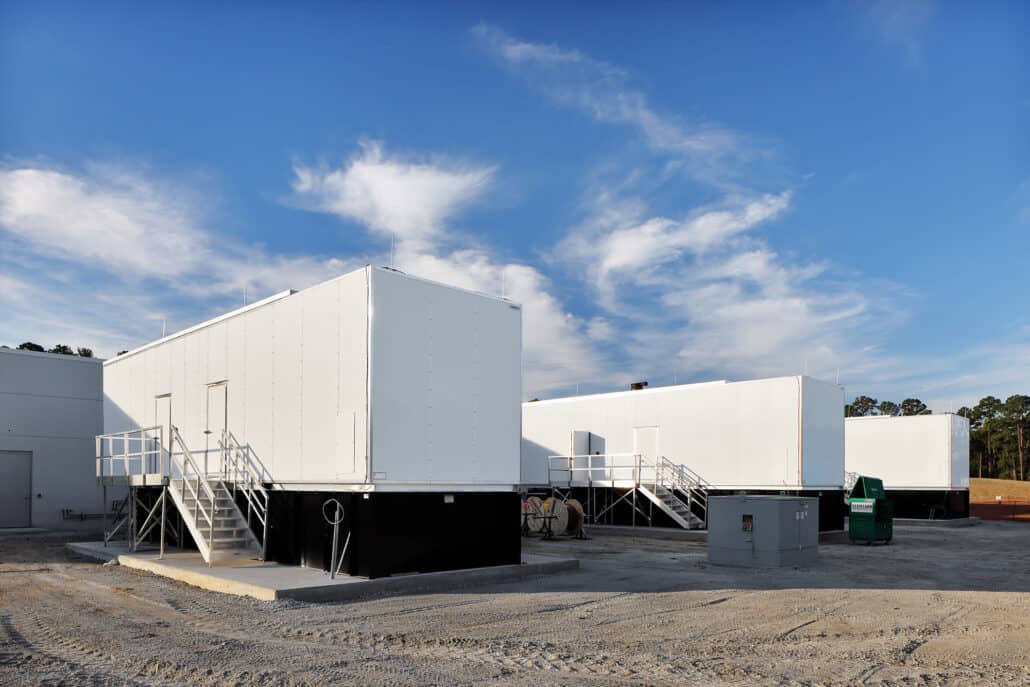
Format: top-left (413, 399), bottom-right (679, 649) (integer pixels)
top-left (1, 522), bottom-right (1029, 686)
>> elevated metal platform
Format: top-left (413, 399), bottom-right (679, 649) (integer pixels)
top-left (546, 453), bottom-right (709, 530)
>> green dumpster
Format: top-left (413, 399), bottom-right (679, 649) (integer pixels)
top-left (848, 475), bottom-right (893, 544)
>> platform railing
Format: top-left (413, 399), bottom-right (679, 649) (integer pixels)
top-left (220, 429), bottom-right (270, 560)
top-left (547, 452), bottom-right (708, 527)
top-left (547, 453), bottom-right (652, 486)
top-left (96, 426), bottom-right (164, 481)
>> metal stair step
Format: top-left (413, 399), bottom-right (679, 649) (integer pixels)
top-left (181, 499), bottom-right (236, 510)
top-left (209, 536), bottom-right (252, 545)
top-left (182, 496), bottom-right (235, 504)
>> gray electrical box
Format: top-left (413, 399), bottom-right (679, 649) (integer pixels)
top-left (707, 495), bottom-right (819, 567)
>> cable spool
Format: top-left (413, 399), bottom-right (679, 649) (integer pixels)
top-left (523, 496), bottom-right (545, 533)
top-left (564, 498), bottom-right (584, 535)
top-left (541, 497), bottom-right (568, 535)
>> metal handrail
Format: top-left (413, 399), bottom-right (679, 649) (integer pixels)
top-left (547, 452), bottom-right (647, 485)
top-left (658, 456), bottom-right (709, 524)
top-left (220, 430), bottom-right (270, 560)
top-left (96, 425), bottom-right (165, 480)
top-left (169, 426), bottom-right (216, 552)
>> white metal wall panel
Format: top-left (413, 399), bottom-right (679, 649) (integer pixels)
top-left (240, 299), bottom-right (277, 478)
top-left (950, 415), bottom-right (970, 488)
top-left (225, 312), bottom-right (248, 454)
top-left (0, 348), bottom-right (100, 398)
top-left (0, 349), bottom-right (104, 529)
top-left (103, 359), bottom-right (135, 433)
top-left (181, 325), bottom-right (209, 452)
top-left (369, 267), bottom-right (521, 486)
top-left (299, 279), bottom-right (342, 481)
top-left (801, 377), bottom-right (846, 488)
top-left (166, 336), bottom-right (186, 439)
top-left (207, 320), bottom-right (229, 385)
top-left (333, 270), bottom-right (369, 482)
top-left (271, 297), bottom-right (304, 481)
top-left (149, 338), bottom-right (173, 404)
top-left (522, 376), bottom-right (842, 489)
top-left (845, 414), bottom-right (969, 489)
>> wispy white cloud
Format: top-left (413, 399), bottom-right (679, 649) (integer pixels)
top-left (290, 143), bottom-right (605, 395)
top-left (560, 191), bottom-right (793, 308)
top-left (0, 165), bottom-right (211, 279)
top-left (555, 184), bottom-right (901, 385)
top-left (471, 24), bottom-right (748, 187)
top-left (0, 162), bottom-right (354, 355)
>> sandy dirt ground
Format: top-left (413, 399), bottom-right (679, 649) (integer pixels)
top-left (1, 522), bottom-right (1029, 686)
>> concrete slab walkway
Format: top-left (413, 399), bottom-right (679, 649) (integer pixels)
top-left (67, 541), bottom-right (578, 602)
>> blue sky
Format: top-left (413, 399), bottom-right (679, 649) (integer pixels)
top-left (1, 1), bottom-right (1027, 407)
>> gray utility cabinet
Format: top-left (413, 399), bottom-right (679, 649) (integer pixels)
top-left (707, 495), bottom-right (819, 567)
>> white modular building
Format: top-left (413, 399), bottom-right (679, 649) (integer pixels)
top-left (0, 348), bottom-right (104, 530)
top-left (100, 266), bottom-right (523, 576)
top-left (522, 375), bottom-right (847, 530)
top-left (845, 414), bottom-right (970, 518)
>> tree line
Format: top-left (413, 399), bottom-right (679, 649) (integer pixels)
top-left (845, 396), bottom-right (929, 418)
top-left (957, 396), bottom-right (1030, 481)
top-left (846, 393), bottom-right (1030, 482)
top-left (10, 341), bottom-right (94, 357)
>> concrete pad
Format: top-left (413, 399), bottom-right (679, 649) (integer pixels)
top-left (67, 541), bottom-right (578, 602)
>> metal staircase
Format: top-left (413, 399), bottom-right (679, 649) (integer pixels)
top-left (96, 425), bottom-right (263, 565)
top-left (638, 457), bottom-right (707, 529)
top-left (638, 485), bottom-right (700, 529)
top-left (165, 426), bottom-right (262, 564)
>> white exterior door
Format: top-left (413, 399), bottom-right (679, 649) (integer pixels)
top-left (205, 382), bottom-right (228, 475)
top-left (633, 426), bottom-right (660, 482)
top-left (0, 451), bottom-right (32, 527)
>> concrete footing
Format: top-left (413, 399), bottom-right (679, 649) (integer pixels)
top-left (68, 542), bottom-right (578, 602)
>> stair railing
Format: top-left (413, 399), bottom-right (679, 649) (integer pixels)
top-left (169, 425), bottom-right (217, 556)
top-left (220, 429), bottom-right (270, 560)
top-left (658, 456), bottom-right (709, 527)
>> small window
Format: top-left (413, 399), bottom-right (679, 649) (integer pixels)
top-left (742, 514), bottom-right (753, 532)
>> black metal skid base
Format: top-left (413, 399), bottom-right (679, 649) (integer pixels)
top-left (264, 491), bottom-right (522, 579)
top-left (885, 489), bottom-right (969, 519)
